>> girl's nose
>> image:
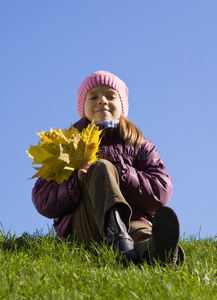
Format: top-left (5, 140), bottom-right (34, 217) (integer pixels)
top-left (98, 96), bottom-right (108, 105)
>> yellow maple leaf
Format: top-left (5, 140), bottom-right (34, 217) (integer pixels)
top-left (26, 121), bottom-right (102, 184)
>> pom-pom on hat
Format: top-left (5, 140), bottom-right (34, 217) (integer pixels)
top-left (77, 70), bottom-right (129, 118)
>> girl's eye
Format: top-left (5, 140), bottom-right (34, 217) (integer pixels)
top-left (107, 95), bottom-right (115, 99)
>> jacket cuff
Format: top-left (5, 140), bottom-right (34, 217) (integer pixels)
top-left (66, 170), bottom-right (81, 204)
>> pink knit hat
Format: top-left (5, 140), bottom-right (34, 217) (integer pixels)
top-left (77, 70), bottom-right (129, 118)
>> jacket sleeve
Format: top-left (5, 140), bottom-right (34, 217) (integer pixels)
top-left (119, 140), bottom-right (173, 215)
top-left (32, 171), bottom-right (81, 219)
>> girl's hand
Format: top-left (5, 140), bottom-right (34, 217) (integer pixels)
top-left (78, 162), bottom-right (91, 185)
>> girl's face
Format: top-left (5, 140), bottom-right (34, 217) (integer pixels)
top-left (84, 85), bottom-right (122, 123)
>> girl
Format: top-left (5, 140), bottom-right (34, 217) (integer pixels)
top-left (32, 70), bottom-right (185, 264)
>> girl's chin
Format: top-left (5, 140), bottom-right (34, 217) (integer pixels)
top-left (95, 118), bottom-right (111, 123)
top-left (94, 115), bottom-right (113, 123)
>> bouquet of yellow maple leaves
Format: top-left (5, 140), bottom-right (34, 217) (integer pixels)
top-left (26, 121), bottom-right (102, 184)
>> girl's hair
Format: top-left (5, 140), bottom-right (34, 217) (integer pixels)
top-left (119, 115), bottom-right (144, 148)
top-left (73, 116), bottom-right (144, 148)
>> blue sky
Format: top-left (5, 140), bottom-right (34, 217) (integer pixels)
top-left (1, 0), bottom-right (217, 238)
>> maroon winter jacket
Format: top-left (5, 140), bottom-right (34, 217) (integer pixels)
top-left (32, 121), bottom-right (173, 238)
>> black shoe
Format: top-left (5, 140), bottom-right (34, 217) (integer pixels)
top-left (149, 206), bottom-right (180, 264)
top-left (104, 206), bottom-right (140, 263)
top-left (104, 232), bottom-right (140, 263)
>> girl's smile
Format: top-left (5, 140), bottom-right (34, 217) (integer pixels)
top-left (84, 85), bottom-right (122, 123)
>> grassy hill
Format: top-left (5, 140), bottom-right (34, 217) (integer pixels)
top-left (0, 230), bottom-right (216, 299)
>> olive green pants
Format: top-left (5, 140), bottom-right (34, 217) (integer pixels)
top-left (71, 159), bottom-right (152, 259)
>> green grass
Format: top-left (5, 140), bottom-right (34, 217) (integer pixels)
top-left (0, 229), bottom-right (216, 300)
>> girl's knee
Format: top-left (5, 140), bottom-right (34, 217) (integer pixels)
top-left (86, 159), bottom-right (118, 181)
top-left (89, 159), bottom-right (113, 171)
